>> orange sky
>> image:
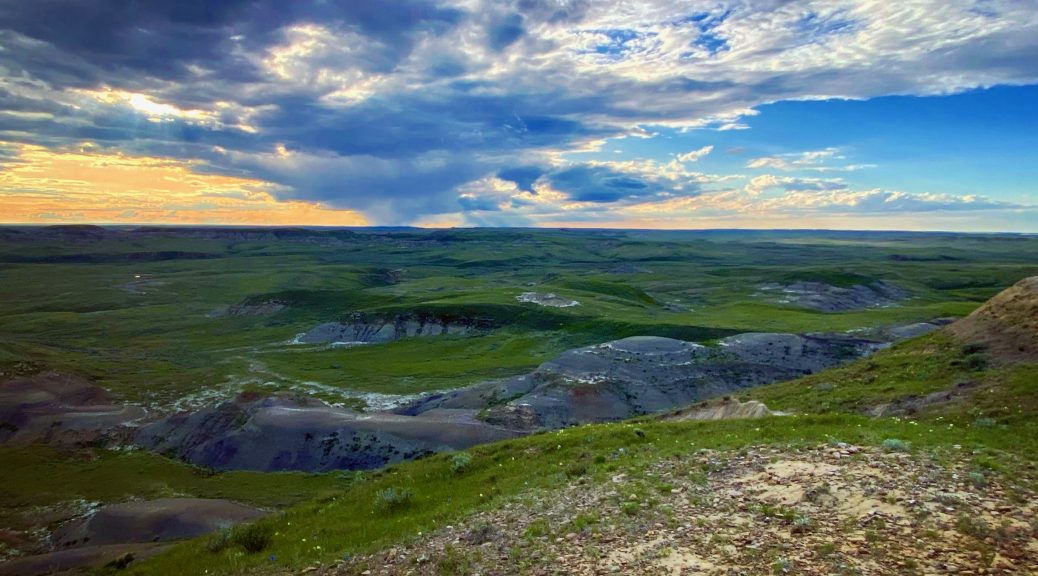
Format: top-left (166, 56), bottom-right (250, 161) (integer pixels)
top-left (0, 142), bottom-right (367, 226)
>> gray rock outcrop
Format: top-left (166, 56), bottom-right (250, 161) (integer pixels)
top-left (296, 313), bottom-right (489, 344)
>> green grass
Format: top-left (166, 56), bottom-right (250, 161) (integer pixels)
top-left (257, 331), bottom-right (562, 394)
top-left (0, 446), bottom-right (348, 531)
top-left (774, 269), bottom-right (877, 288)
top-left (746, 332), bottom-right (967, 413)
top-left (127, 408), bottom-right (1035, 575)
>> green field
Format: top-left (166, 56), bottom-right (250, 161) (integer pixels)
top-left (2, 228), bottom-right (1035, 406)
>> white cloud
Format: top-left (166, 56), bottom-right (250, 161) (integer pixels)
top-left (747, 148), bottom-right (877, 172)
top-left (677, 144), bottom-right (713, 163)
top-left (744, 174), bottom-right (847, 195)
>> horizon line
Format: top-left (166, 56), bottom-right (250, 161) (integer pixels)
top-left (2, 223), bottom-right (1035, 236)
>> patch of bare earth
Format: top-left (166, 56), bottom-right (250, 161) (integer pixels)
top-left (308, 445), bottom-right (1036, 576)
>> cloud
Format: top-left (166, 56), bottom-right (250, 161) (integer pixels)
top-left (0, 142), bottom-right (366, 225)
top-left (745, 147), bottom-right (877, 172)
top-left (547, 165), bottom-right (659, 203)
top-left (488, 13), bottom-right (526, 50)
top-left (677, 144), bottom-right (713, 163)
top-left (444, 159), bottom-right (1026, 229)
top-left (744, 174), bottom-right (847, 196)
top-left (1, 1), bottom-right (1037, 224)
top-left (496, 166), bottom-right (544, 192)
top-left (775, 189), bottom-right (1019, 213)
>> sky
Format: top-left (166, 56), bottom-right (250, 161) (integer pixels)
top-left (1, 1), bottom-right (1037, 231)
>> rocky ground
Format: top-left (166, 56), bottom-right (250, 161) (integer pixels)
top-left (295, 314), bottom-right (492, 345)
top-left (515, 292), bottom-right (581, 308)
top-left (401, 330), bottom-right (927, 431)
top-left (758, 281), bottom-right (908, 313)
top-left (319, 445), bottom-right (1037, 576)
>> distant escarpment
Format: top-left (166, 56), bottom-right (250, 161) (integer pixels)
top-left (295, 312), bottom-right (496, 344)
top-left (758, 280), bottom-right (908, 312)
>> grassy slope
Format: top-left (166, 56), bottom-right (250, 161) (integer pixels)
top-left (745, 331), bottom-right (1038, 461)
top-left (128, 337), bottom-right (1038, 575)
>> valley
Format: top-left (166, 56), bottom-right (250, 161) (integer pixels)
top-left (1, 227), bottom-right (1036, 575)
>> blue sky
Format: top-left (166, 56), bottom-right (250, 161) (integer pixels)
top-left (1, 1), bottom-right (1037, 230)
top-left (574, 86), bottom-right (1038, 203)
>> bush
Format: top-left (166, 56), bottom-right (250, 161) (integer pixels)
top-left (565, 461), bottom-right (589, 478)
top-left (231, 522), bottom-right (274, 553)
top-left (436, 545), bottom-right (474, 575)
top-left (961, 343), bottom-right (987, 355)
top-left (450, 451), bottom-right (473, 474)
top-left (881, 438), bottom-right (910, 452)
top-left (205, 526), bottom-right (233, 553)
top-left (621, 501), bottom-right (641, 516)
top-left (969, 471), bottom-right (987, 488)
top-left (374, 487), bottom-right (414, 512)
top-left (524, 518), bottom-right (550, 538)
top-left (964, 354), bottom-right (989, 371)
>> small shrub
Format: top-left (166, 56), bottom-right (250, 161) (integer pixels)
top-left (232, 522), bottom-right (274, 554)
top-left (961, 343), bottom-right (987, 355)
top-left (964, 354), bottom-right (989, 371)
top-left (374, 487), bottom-right (414, 512)
top-left (969, 471), bottom-right (987, 488)
top-left (621, 501), bottom-right (641, 516)
top-left (881, 438), bottom-right (910, 452)
top-left (791, 515), bottom-right (812, 534)
top-left (956, 514), bottom-right (991, 539)
top-left (567, 512), bottom-right (600, 533)
top-left (436, 545), bottom-right (473, 575)
top-left (524, 518), bottom-right (550, 538)
top-left (565, 461), bottom-right (589, 478)
top-left (450, 452), bottom-right (473, 474)
top-left (205, 525), bottom-right (233, 553)
top-left (815, 542), bottom-right (837, 557)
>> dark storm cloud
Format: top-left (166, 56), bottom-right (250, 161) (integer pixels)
top-left (488, 13), bottom-right (525, 50)
top-left (0, 0), bottom-right (462, 85)
top-left (497, 166), bottom-right (544, 192)
top-left (547, 165), bottom-right (663, 203)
